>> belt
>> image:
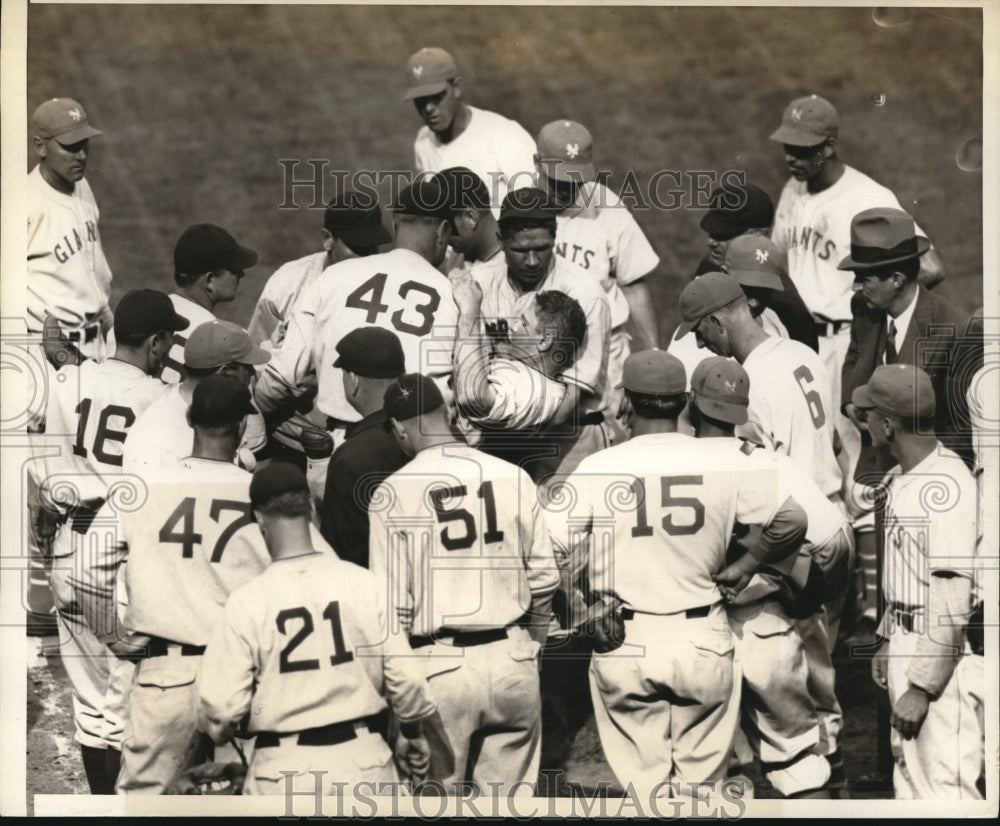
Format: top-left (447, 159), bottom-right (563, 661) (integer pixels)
top-left (410, 626), bottom-right (510, 649)
top-left (144, 636), bottom-right (207, 658)
top-left (814, 319), bottom-right (850, 337)
top-left (889, 606), bottom-right (922, 634)
top-left (621, 604), bottom-right (712, 621)
top-left (67, 325), bottom-right (101, 344)
top-left (69, 501), bottom-right (106, 535)
top-left (256, 711), bottom-right (388, 749)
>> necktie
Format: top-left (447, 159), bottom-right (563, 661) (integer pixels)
top-left (884, 319), bottom-right (898, 364)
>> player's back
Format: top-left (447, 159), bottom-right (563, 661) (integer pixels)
top-left (121, 458), bottom-right (270, 646)
top-left (122, 384), bottom-right (190, 473)
top-left (563, 432), bottom-right (783, 614)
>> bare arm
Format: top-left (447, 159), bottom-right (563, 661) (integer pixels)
top-left (621, 278), bottom-right (660, 350)
top-left (451, 278), bottom-right (496, 418)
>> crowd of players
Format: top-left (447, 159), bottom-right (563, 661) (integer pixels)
top-left (22, 45), bottom-right (992, 803)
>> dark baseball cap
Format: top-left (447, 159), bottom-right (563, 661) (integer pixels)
top-left (32, 98), bottom-right (102, 145)
top-left (174, 223), bottom-right (259, 275)
top-left (724, 236), bottom-right (784, 291)
top-left (676, 272), bottom-right (745, 337)
top-left (438, 166), bottom-right (491, 214)
top-left (690, 357), bottom-right (750, 425)
top-left (383, 373), bottom-right (445, 421)
top-left (334, 327), bottom-right (406, 378)
top-left (250, 462), bottom-right (311, 510)
top-left (393, 175), bottom-right (451, 221)
top-left (616, 350), bottom-right (686, 395)
top-left (852, 364), bottom-right (935, 419)
top-left (113, 289), bottom-right (190, 339)
top-left (184, 320), bottom-right (271, 370)
top-left (188, 374), bottom-right (257, 428)
top-left (324, 191), bottom-right (392, 248)
top-left (770, 94), bottom-right (839, 147)
top-left (499, 187), bottom-right (557, 224)
top-left (699, 183), bottom-right (775, 241)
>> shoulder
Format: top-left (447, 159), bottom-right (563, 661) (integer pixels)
top-left (549, 260), bottom-right (608, 303)
top-left (840, 166), bottom-right (898, 203)
top-left (414, 125), bottom-right (435, 148)
top-left (469, 256), bottom-right (507, 286)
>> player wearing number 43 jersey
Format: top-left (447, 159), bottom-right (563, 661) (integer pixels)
top-left (33, 289), bottom-right (186, 794)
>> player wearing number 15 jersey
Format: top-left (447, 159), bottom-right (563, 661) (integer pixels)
top-left (255, 177), bottom-right (459, 431)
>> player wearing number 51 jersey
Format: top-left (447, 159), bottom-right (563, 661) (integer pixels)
top-left (256, 177), bottom-right (459, 431)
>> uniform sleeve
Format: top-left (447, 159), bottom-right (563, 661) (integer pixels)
top-left (246, 281), bottom-right (283, 347)
top-left (425, 282), bottom-right (459, 380)
top-left (605, 202), bottom-right (659, 286)
top-left (368, 483), bottom-right (414, 636)
top-left (738, 386), bottom-right (777, 452)
top-left (198, 592), bottom-right (257, 743)
top-left (470, 362), bottom-right (566, 430)
top-left (520, 474), bottom-right (560, 597)
top-left (72, 502), bottom-right (128, 643)
top-left (561, 293), bottom-right (611, 396)
top-left (907, 573), bottom-right (972, 696)
top-left (254, 286), bottom-right (319, 415)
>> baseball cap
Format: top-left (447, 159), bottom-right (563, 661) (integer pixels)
top-left (499, 187), bottom-right (557, 224)
top-left (383, 373), bottom-right (445, 421)
top-left (403, 47), bottom-right (458, 101)
top-left (536, 120), bottom-right (596, 183)
top-left (676, 272), bottom-right (745, 337)
top-left (699, 183), bottom-right (775, 240)
top-left (188, 374), bottom-right (257, 428)
top-left (324, 191), bottom-right (392, 248)
top-left (836, 207), bottom-right (930, 271)
top-left (32, 98), bottom-right (102, 145)
top-left (184, 320), bottom-right (271, 369)
top-left (174, 223), bottom-right (259, 275)
top-left (724, 236), bottom-right (785, 291)
top-left (769, 94), bottom-right (839, 147)
top-left (438, 166), bottom-right (491, 214)
top-left (394, 175), bottom-right (452, 222)
top-left (333, 327), bottom-right (406, 378)
top-left (249, 462), bottom-right (311, 511)
top-left (616, 350), bottom-right (686, 395)
top-left (852, 364), bottom-right (936, 419)
top-left (690, 357), bottom-right (750, 425)
top-left (113, 289), bottom-right (190, 339)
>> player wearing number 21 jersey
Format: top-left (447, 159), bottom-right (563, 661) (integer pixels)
top-left (256, 179), bottom-right (459, 428)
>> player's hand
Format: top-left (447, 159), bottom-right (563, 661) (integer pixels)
top-left (395, 734), bottom-right (432, 783)
top-left (107, 633), bottom-right (152, 661)
top-left (41, 314), bottom-right (84, 369)
top-left (451, 276), bottom-right (483, 317)
top-left (844, 403), bottom-right (868, 433)
top-left (871, 639), bottom-right (889, 690)
top-left (890, 686), bottom-right (931, 740)
top-left (713, 555), bottom-right (758, 603)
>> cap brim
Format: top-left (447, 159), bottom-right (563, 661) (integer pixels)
top-left (730, 270), bottom-right (784, 291)
top-left (675, 317), bottom-right (699, 337)
top-left (225, 244), bottom-right (259, 272)
top-left (697, 395), bottom-right (749, 426)
top-left (851, 384), bottom-right (875, 409)
top-left (402, 81), bottom-right (450, 101)
top-left (337, 221), bottom-right (393, 248)
top-left (238, 345), bottom-right (271, 366)
top-left (540, 160), bottom-right (596, 184)
top-left (836, 237), bottom-right (931, 271)
top-left (53, 125), bottom-right (102, 144)
top-left (769, 125), bottom-right (827, 146)
top-left (698, 212), bottom-right (745, 241)
top-left (168, 311), bottom-right (191, 331)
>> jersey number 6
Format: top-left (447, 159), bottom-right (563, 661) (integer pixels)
top-left (793, 365), bottom-right (826, 429)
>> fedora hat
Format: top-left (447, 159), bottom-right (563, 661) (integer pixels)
top-left (837, 207), bottom-right (930, 271)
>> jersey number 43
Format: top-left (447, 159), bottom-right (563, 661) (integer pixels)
top-left (345, 273), bottom-right (441, 337)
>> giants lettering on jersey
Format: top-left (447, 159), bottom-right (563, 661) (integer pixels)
top-left (53, 220), bottom-right (99, 264)
top-left (554, 241), bottom-right (596, 271)
top-left (784, 225), bottom-right (836, 262)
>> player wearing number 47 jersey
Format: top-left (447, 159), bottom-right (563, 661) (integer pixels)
top-left (33, 289), bottom-right (186, 794)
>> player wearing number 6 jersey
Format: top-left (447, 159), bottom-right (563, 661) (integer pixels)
top-left (199, 463), bottom-right (452, 795)
top-left (547, 351), bottom-right (808, 805)
top-left (32, 289), bottom-right (186, 793)
top-left (369, 374), bottom-right (559, 795)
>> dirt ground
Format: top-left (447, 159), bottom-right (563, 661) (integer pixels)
top-left (19, 2), bottom-right (982, 811)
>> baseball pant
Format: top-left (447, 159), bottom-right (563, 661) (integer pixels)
top-left (886, 629), bottom-right (984, 799)
top-left (25, 461), bottom-right (56, 629)
top-left (809, 526), bottom-right (855, 649)
top-left (245, 729), bottom-right (399, 796)
top-left (817, 327), bottom-right (860, 504)
top-left (589, 604), bottom-right (740, 802)
top-left (794, 610), bottom-right (842, 757)
top-left (416, 627), bottom-right (542, 795)
top-left (728, 599), bottom-right (830, 796)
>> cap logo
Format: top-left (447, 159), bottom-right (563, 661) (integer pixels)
top-left (397, 385), bottom-right (412, 400)
top-left (67, 107), bottom-right (83, 122)
top-left (565, 143), bottom-right (580, 159)
top-left (412, 64), bottom-right (424, 78)
top-left (754, 248), bottom-right (769, 264)
top-left (723, 379), bottom-right (738, 393)
top-left (790, 105), bottom-right (803, 122)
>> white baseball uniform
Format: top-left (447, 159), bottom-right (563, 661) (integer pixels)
top-left (27, 165), bottom-right (113, 359)
top-left (878, 447), bottom-right (983, 798)
top-left (465, 358), bottom-right (567, 431)
top-left (160, 294), bottom-right (215, 384)
top-left (37, 358), bottom-right (167, 750)
top-left (414, 105), bottom-right (537, 212)
top-left (550, 433), bottom-right (801, 801)
top-left (199, 552), bottom-right (437, 795)
top-left (369, 443), bottom-right (558, 794)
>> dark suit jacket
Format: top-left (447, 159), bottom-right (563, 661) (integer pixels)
top-left (842, 287), bottom-right (979, 481)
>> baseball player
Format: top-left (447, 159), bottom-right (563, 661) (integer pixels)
top-left (162, 223), bottom-right (259, 383)
top-left (404, 47), bottom-right (536, 211)
top-left (197, 462), bottom-right (452, 795)
top-left (469, 187), bottom-right (614, 484)
top-left (860, 365), bottom-right (983, 798)
top-left (32, 289), bottom-right (187, 793)
top-left (368, 373), bottom-right (559, 795)
top-left (255, 176), bottom-right (459, 499)
top-left (28, 97), bottom-right (113, 366)
top-left (535, 119), bottom-right (660, 425)
top-left (437, 166), bottom-right (503, 277)
top-left (123, 320), bottom-right (270, 474)
top-left (689, 357), bottom-right (854, 798)
top-left (547, 350), bottom-right (808, 804)
top-left (78, 375), bottom-right (274, 794)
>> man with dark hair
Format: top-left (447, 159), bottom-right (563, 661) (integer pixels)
top-left (437, 166), bottom-right (502, 275)
top-left (163, 223), bottom-right (259, 382)
top-left (547, 350), bottom-right (809, 804)
top-left (197, 462), bottom-right (452, 795)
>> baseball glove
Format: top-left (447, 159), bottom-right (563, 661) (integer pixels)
top-left (169, 761), bottom-right (246, 795)
top-left (580, 600), bottom-right (626, 654)
top-left (300, 426), bottom-right (335, 460)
